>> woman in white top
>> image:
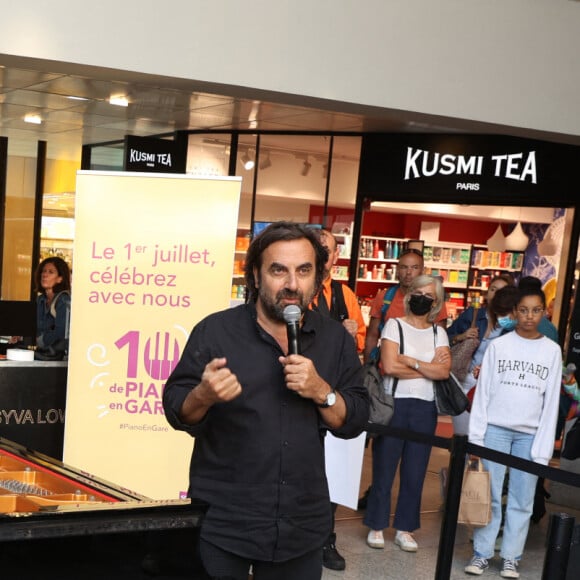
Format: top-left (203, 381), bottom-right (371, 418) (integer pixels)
top-left (364, 275), bottom-right (451, 553)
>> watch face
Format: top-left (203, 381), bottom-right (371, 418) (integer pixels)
top-left (327, 391), bottom-right (337, 406)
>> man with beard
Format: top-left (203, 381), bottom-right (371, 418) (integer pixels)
top-left (163, 221), bottom-right (369, 580)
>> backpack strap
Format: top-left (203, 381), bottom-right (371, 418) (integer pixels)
top-left (316, 280), bottom-right (349, 322)
top-left (432, 323), bottom-right (438, 346)
top-left (369, 285), bottom-right (400, 363)
top-left (378, 284), bottom-right (399, 333)
top-left (392, 319), bottom-right (405, 396)
top-left (395, 319), bottom-right (405, 355)
top-left (330, 279), bottom-right (348, 321)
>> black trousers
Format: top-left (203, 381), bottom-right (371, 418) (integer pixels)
top-left (327, 502), bottom-right (338, 543)
top-left (199, 539), bottom-right (323, 580)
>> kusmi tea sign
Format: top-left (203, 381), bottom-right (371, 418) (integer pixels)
top-left (403, 147), bottom-right (537, 188)
top-left (357, 134), bottom-right (577, 204)
top-left (124, 135), bottom-right (186, 173)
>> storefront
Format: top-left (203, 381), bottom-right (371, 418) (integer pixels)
top-left (350, 132), bottom-right (579, 358)
top-left (2, 129), bottom-right (580, 458)
top-left (5, 130), bottom-right (578, 325)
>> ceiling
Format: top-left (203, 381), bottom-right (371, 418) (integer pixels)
top-left (5, 57), bottom-right (578, 162)
top-left (1, 57), bottom-right (574, 226)
top-left (0, 61), bottom-right (400, 161)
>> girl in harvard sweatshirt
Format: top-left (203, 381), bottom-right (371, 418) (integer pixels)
top-left (466, 286), bottom-right (561, 578)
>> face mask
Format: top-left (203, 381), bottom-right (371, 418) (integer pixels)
top-left (409, 294), bottom-right (434, 316)
top-left (497, 316), bottom-right (517, 331)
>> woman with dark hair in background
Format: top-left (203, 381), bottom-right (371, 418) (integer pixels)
top-left (34, 256), bottom-right (72, 360)
top-left (447, 274), bottom-right (515, 436)
top-left (454, 285), bottom-right (520, 434)
top-left (447, 273), bottom-right (515, 348)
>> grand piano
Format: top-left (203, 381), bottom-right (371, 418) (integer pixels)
top-left (0, 437), bottom-right (206, 578)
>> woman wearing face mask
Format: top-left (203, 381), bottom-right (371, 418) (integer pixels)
top-left (364, 275), bottom-right (451, 553)
top-left (447, 275), bottom-right (514, 433)
top-left (448, 274), bottom-right (515, 345)
top-left (453, 285), bottom-right (520, 435)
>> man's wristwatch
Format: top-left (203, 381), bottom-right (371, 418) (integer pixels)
top-left (318, 389), bottom-right (337, 408)
top-left (413, 361), bottom-right (420, 370)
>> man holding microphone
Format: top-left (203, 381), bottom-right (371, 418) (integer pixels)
top-left (163, 221), bottom-right (369, 580)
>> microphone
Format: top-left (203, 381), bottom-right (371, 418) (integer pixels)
top-left (283, 305), bottom-right (302, 355)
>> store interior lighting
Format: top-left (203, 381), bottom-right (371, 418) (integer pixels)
top-left (486, 224), bottom-right (507, 252)
top-left (241, 150), bottom-right (255, 170)
top-left (259, 150), bottom-right (272, 170)
top-left (24, 114), bottom-right (42, 124)
top-left (504, 221), bottom-right (530, 251)
top-left (301, 157), bottom-right (312, 176)
top-left (109, 95), bottom-right (129, 107)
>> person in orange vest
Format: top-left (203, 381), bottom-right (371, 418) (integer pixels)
top-left (311, 228), bottom-right (366, 354)
top-left (311, 228), bottom-right (366, 571)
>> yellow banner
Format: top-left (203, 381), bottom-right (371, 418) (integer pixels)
top-left (64, 171), bottom-right (241, 498)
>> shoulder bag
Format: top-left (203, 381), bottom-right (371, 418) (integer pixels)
top-left (450, 307), bottom-right (480, 382)
top-left (432, 326), bottom-right (470, 416)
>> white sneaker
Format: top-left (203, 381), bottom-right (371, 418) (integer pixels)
top-left (394, 530), bottom-right (418, 552)
top-left (366, 529), bottom-right (384, 549)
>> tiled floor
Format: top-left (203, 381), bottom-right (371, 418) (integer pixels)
top-left (325, 422), bottom-right (580, 580)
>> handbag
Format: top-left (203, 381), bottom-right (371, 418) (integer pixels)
top-left (432, 326), bottom-right (470, 416)
top-left (458, 459), bottom-right (492, 527)
top-left (434, 373), bottom-right (470, 416)
top-left (364, 319), bottom-right (405, 434)
top-left (561, 417), bottom-right (580, 460)
top-left (450, 308), bottom-right (480, 382)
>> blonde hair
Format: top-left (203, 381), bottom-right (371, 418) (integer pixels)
top-left (404, 274), bottom-right (445, 323)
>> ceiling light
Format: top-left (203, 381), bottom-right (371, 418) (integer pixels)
top-left (504, 222), bottom-right (529, 252)
top-left (109, 95), bottom-right (129, 107)
top-left (24, 114), bottom-right (42, 124)
top-left (301, 157), bottom-right (312, 177)
top-left (486, 224), bottom-right (506, 252)
top-left (259, 151), bottom-right (272, 170)
top-left (241, 150), bottom-right (255, 170)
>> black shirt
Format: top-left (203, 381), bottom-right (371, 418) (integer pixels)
top-left (163, 302), bottom-right (368, 562)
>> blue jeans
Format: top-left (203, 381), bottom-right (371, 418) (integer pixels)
top-left (473, 425), bottom-right (537, 561)
top-left (363, 398), bottom-right (437, 532)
